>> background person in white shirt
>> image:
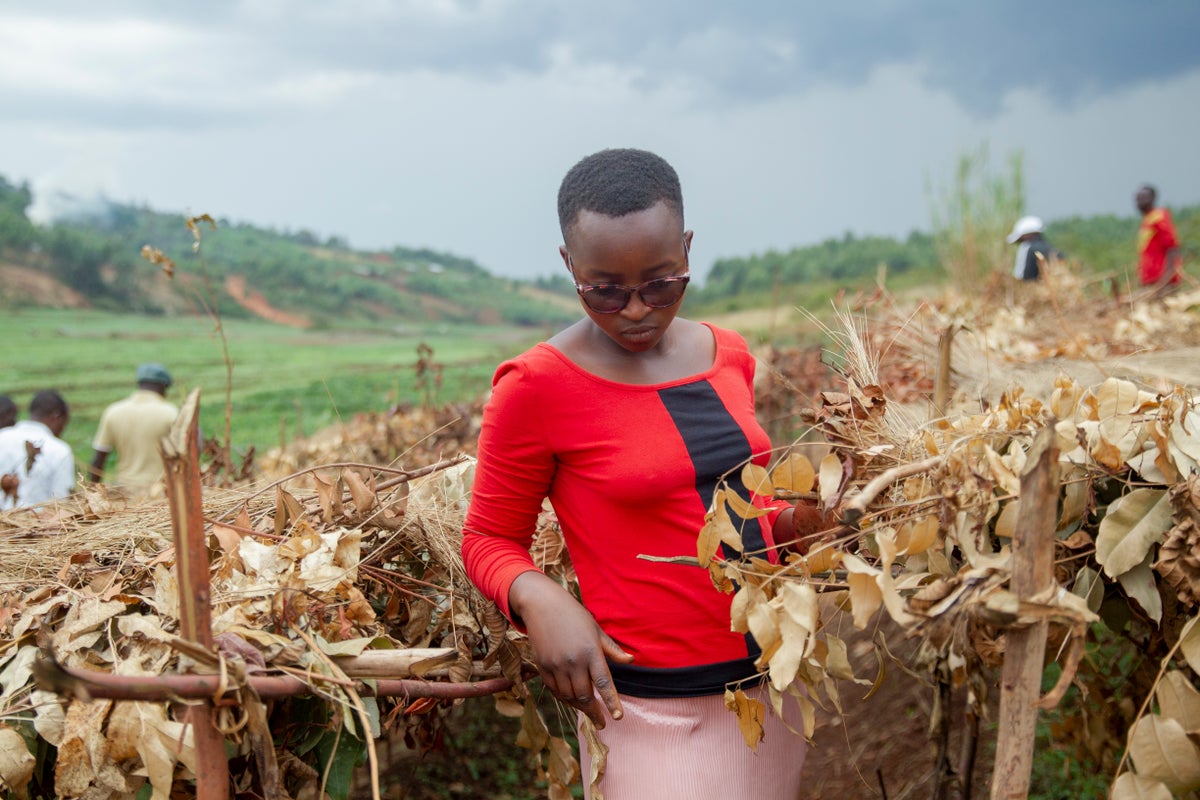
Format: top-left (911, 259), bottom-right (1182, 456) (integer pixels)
top-left (0, 390), bottom-right (74, 510)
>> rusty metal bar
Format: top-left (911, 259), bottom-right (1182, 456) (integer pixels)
top-left (160, 389), bottom-right (229, 800)
top-left (35, 659), bottom-right (518, 702)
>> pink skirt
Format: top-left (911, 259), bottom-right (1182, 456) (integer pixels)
top-left (577, 685), bottom-right (808, 799)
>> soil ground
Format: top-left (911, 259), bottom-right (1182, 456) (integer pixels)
top-left (0, 262), bottom-right (89, 307)
top-left (799, 612), bottom-right (993, 799)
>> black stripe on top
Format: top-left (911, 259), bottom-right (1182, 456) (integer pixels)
top-left (657, 381), bottom-right (768, 558)
top-left (599, 380), bottom-right (766, 697)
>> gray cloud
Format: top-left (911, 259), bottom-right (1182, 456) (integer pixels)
top-left (5, 1), bottom-right (1199, 129)
top-left (551, 2), bottom-right (1200, 112)
top-left (1, 89), bottom-right (246, 131)
top-left (2, 1), bottom-right (1197, 282)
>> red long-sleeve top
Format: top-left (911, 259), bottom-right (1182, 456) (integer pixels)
top-left (1138, 207), bottom-right (1181, 285)
top-left (462, 324), bottom-right (789, 696)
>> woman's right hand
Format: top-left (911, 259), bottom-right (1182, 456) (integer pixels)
top-left (508, 571), bottom-right (633, 729)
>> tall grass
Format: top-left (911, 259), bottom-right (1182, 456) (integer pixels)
top-left (927, 143), bottom-right (1026, 291)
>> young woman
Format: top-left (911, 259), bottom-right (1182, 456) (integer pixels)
top-left (462, 148), bottom-right (808, 798)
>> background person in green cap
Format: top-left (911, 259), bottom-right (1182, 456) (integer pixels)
top-left (88, 363), bottom-right (179, 496)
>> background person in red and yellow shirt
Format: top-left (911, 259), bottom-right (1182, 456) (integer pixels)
top-left (1135, 184), bottom-right (1182, 294)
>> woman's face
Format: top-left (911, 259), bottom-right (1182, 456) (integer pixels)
top-left (559, 201), bottom-right (693, 354)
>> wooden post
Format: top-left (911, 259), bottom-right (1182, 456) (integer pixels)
top-left (933, 325), bottom-right (957, 419)
top-left (990, 422), bottom-right (1059, 799)
top-left (161, 388), bottom-right (229, 800)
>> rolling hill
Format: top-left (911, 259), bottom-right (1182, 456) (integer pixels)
top-left (0, 176), bottom-right (579, 330)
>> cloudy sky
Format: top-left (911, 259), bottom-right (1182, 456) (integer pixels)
top-left (1, 1), bottom-right (1198, 283)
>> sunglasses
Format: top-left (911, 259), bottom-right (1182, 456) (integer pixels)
top-left (567, 249), bottom-right (691, 314)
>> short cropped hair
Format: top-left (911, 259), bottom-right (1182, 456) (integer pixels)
top-left (1139, 184), bottom-right (1158, 203)
top-left (557, 148), bottom-right (684, 239)
top-left (29, 389), bottom-right (68, 421)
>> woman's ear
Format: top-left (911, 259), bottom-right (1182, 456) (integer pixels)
top-left (559, 245), bottom-right (571, 272)
top-left (684, 230), bottom-right (694, 253)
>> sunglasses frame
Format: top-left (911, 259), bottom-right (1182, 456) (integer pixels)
top-left (566, 241), bottom-right (692, 314)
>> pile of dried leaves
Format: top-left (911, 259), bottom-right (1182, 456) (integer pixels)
top-left (707, 283), bottom-right (1200, 797)
top-left (0, 399), bottom-right (581, 800)
top-left (256, 402), bottom-right (484, 481)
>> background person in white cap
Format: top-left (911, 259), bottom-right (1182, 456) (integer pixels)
top-left (1006, 215), bottom-right (1061, 281)
top-left (88, 362), bottom-right (179, 496)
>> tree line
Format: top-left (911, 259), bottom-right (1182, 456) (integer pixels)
top-left (689, 207), bottom-right (1198, 314)
top-left (1, 174), bottom-right (1195, 324)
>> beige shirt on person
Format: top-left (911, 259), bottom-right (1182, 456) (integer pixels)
top-left (92, 390), bottom-right (179, 491)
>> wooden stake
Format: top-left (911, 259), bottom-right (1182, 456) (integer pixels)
top-left (933, 324), bottom-right (957, 419)
top-left (989, 422), bottom-right (1059, 799)
top-left (161, 388), bottom-right (229, 800)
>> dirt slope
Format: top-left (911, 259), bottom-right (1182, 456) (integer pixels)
top-left (0, 263), bottom-right (89, 308)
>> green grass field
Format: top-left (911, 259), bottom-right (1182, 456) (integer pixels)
top-left (1, 308), bottom-right (546, 474)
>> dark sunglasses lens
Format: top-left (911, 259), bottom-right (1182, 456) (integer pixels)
top-left (640, 277), bottom-right (689, 308)
top-left (582, 287), bottom-right (631, 313)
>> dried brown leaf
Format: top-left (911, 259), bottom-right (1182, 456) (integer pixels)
top-left (796, 545), bottom-right (841, 575)
top-left (993, 499), bottom-right (1018, 539)
top-left (1156, 671), bottom-right (1200, 731)
top-left (897, 515), bottom-right (938, 555)
top-left (343, 468), bottom-right (377, 514)
top-left (1091, 433), bottom-right (1125, 471)
top-left (580, 718), bottom-right (608, 800)
top-left (547, 736), bottom-right (580, 789)
top-left (1050, 375), bottom-right (1083, 420)
top-left (722, 488), bottom-right (770, 524)
top-left (817, 453), bottom-right (842, 509)
top-left (1096, 378), bottom-right (1142, 444)
top-left (724, 688), bottom-right (765, 750)
top-left (516, 698), bottom-right (549, 753)
top-left (312, 471), bottom-right (338, 523)
top-left (822, 634), bottom-right (863, 683)
top-left (841, 553), bottom-right (883, 629)
top-left (1110, 773), bottom-right (1173, 800)
top-left (1096, 489), bottom-right (1172, 578)
top-left (273, 486), bottom-right (301, 536)
top-left (0, 727), bottom-right (35, 800)
top-left (493, 694), bottom-right (524, 718)
top-left (1128, 713), bottom-right (1200, 792)
top-left (54, 699), bottom-right (112, 795)
top-left (770, 453), bottom-right (815, 495)
top-left (1118, 557), bottom-right (1163, 624)
top-left (741, 462), bottom-right (773, 498)
top-left (1181, 615), bottom-right (1200, 675)
top-left (766, 583), bottom-right (818, 690)
top-left (210, 522), bottom-right (243, 555)
top-left (697, 493), bottom-right (734, 564)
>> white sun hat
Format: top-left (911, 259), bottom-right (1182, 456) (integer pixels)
top-left (1006, 215), bottom-right (1044, 243)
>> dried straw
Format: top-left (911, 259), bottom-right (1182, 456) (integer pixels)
top-left (0, 483), bottom-right (254, 588)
